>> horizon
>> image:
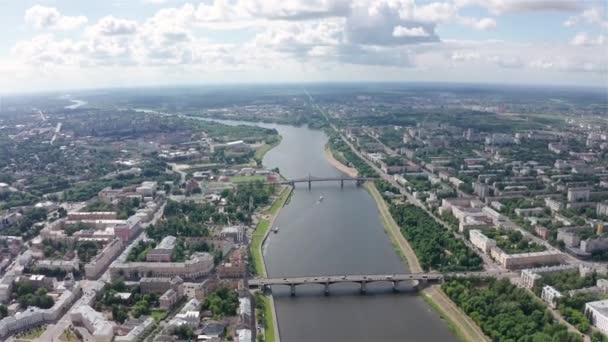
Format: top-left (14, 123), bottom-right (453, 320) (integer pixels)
top-left (1, 79), bottom-right (607, 97)
top-left (1, 0), bottom-right (607, 93)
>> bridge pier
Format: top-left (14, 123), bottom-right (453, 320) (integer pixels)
top-left (324, 282), bottom-right (330, 296)
top-left (308, 180), bottom-right (311, 190)
top-left (360, 280), bottom-right (367, 294)
top-left (356, 179), bottom-right (363, 187)
top-left (340, 179), bottom-right (344, 189)
top-left (392, 281), bottom-right (398, 292)
top-left (290, 284), bottom-right (296, 297)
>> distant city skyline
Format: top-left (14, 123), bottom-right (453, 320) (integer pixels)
top-left (0, 0), bottom-right (606, 93)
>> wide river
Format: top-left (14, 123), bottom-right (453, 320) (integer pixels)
top-left (210, 119), bottom-right (458, 341)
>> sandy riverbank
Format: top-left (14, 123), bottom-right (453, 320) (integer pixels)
top-left (324, 145), bottom-right (358, 178)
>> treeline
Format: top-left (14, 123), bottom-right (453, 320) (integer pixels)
top-left (203, 287), bottom-right (239, 318)
top-left (389, 203), bottom-right (482, 272)
top-left (443, 278), bottom-right (583, 342)
top-left (533, 270), bottom-right (600, 296)
top-left (328, 134), bottom-right (377, 177)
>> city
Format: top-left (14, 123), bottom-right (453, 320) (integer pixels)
top-left (0, 1), bottom-right (607, 342)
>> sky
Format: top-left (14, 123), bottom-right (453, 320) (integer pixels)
top-left (0, 0), bottom-right (606, 93)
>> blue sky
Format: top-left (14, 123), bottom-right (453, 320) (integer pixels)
top-left (0, 0), bottom-right (606, 93)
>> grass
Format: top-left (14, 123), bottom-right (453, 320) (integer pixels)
top-left (251, 186), bottom-right (292, 277)
top-left (254, 136), bottom-right (282, 162)
top-left (260, 295), bottom-right (276, 342)
top-left (251, 219), bottom-right (270, 277)
top-left (230, 175), bottom-right (267, 183)
top-left (150, 309), bottom-right (168, 321)
top-left (266, 187), bottom-right (291, 216)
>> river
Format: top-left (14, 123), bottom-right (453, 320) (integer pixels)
top-left (198, 118), bottom-right (458, 341)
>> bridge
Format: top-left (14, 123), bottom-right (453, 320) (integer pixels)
top-left (248, 272), bottom-right (501, 296)
top-left (272, 176), bottom-right (377, 190)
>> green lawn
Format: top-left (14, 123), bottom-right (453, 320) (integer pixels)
top-left (150, 309), bottom-right (167, 321)
top-left (262, 295), bottom-right (276, 342)
top-left (251, 219), bottom-right (270, 277)
top-left (254, 136), bottom-right (282, 162)
top-left (230, 175), bottom-right (267, 183)
top-left (266, 187), bottom-right (291, 216)
top-left (251, 186), bottom-right (292, 277)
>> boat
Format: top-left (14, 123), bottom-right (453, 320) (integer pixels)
top-left (272, 226), bottom-right (279, 233)
top-left (319, 195), bottom-right (324, 202)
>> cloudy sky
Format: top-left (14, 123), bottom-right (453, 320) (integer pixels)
top-left (0, 0), bottom-right (606, 93)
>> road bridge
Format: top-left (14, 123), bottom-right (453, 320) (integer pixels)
top-left (243, 175), bottom-right (377, 190)
top-left (249, 271), bottom-right (501, 296)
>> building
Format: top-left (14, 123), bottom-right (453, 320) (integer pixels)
top-left (492, 249), bottom-right (563, 270)
top-left (544, 198), bottom-right (563, 213)
top-left (238, 296), bottom-right (252, 328)
top-left (469, 230), bottom-right (497, 253)
top-left (110, 252), bottom-right (214, 281)
top-left (0, 283), bottom-right (81, 338)
top-left (160, 288), bottom-right (179, 310)
top-left (146, 236), bottom-right (176, 262)
top-left (136, 181), bottom-right (157, 197)
top-left (534, 226), bottom-right (550, 240)
top-left (585, 299), bottom-right (608, 335)
top-left (85, 238), bottom-right (124, 279)
top-left (67, 212), bottom-right (117, 221)
top-left (115, 216), bottom-right (142, 242)
top-left (220, 226), bottom-right (245, 244)
top-left (541, 285), bottom-right (562, 309)
top-left (567, 188), bottom-right (591, 203)
top-left (598, 203), bottom-right (608, 217)
top-left (236, 328), bottom-right (253, 342)
top-left (167, 298), bottom-right (201, 330)
top-left (71, 305), bottom-right (114, 342)
top-left (140, 276), bottom-right (184, 295)
top-left (114, 316), bottom-right (155, 342)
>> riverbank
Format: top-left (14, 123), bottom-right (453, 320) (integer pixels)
top-left (255, 136), bottom-right (283, 164)
top-left (251, 185), bottom-right (291, 342)
top-left (365, 182), bottom-right (490, 342)
top-left (324, 145), bottom-right (488, 342)
top-left (324, 145), bottom-right (358, 178)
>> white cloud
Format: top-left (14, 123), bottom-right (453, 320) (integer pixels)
top-left (24, 5), bottom-right (87, 31)
top-left (473, 17), bottom-right (496, 30)
top-left (563, 6), bottom-right (608, 28)
top-left (457, 0), bottom-right (580, 14)
top-left (570, 32), bottom-right (605, 46)
top-left (488, 55), bottom-right (523, 68)
top-left (392, 26), bottom-right (429, 37)
top-left (451, 51), bottom-right (480, 61)
top-left (87, 16), bottom-right (139, 36)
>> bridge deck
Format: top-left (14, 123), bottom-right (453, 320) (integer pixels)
top-left (248, 271), bottom-right (502, 287)
top-left (249, 273), bottom-right (443, 286)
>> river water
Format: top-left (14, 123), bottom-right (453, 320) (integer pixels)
top-left (205, 119), bottom-right (458, 342)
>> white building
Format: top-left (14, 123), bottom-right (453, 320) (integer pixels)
top-left (111, 252), bottom-right (214, 281)
top-left (85, 238), bottom-right (124, 279)
top-left (469, 230), bottom-right (497, 253)
top-left (585, 299), bottom-right (608, 335)
top-left (237, 328), bottom-right (253, 342)
top-left (70, 305), bottom-right (114, 342)
top-left (114, 316), bottom-right (155, 342)
top-left (541, 285), bottom-right (562, 309)
top-left (567, 188), bottom-right (590, 203)
top-left (0, 283), bottom-right (81, 338)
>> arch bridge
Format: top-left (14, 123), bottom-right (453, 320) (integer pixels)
top-left (248, 271), bottom-right (498, 296)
